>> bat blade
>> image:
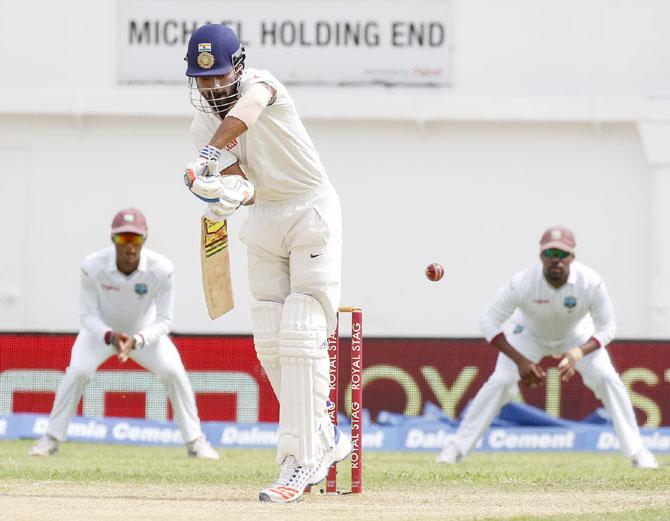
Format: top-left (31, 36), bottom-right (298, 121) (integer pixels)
top-left (200, 217), bottom-right (234, 319)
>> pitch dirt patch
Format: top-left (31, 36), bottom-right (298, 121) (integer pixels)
top-left (0, 482), bottom-right (668, 521)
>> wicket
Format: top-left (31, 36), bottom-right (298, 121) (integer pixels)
top-left (326, 306), bottom-right (363, 494)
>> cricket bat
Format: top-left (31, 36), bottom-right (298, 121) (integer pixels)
top-left (200, 216), bottom-right (234, 318)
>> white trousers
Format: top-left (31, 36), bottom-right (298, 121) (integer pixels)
top-left (240, 186), bottom-right (342, 334)
top-left (46, 329), bottom-right (203, 444)
top-left (242, 186), bottom-right (342, 465)
top-left (453, 329), bottom-right (644, 458)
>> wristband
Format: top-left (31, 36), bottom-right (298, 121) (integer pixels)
top-left (198, 145), bottom-right (221, 161)
top-left (196, 146), bottom-right (238, 174)
top-left (567, 347), bottom-right (584, 362)
top-left (104, 331), bottom-right (112, 345)
top-left (133, 334), bottom-right (145, 350)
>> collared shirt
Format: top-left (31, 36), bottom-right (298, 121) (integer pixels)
top-left (79, 247), bottom-right (175, 346)
top-left (191, 68), bottom-right (331, 202)
top-left (480, 260), bottom-right (617, 349)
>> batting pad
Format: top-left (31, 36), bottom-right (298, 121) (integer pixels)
top-left (251, 301), bottom-right (283, 400)
top-left (277, 293), bottom-right (332, 467)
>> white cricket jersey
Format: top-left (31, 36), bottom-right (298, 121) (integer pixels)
top-left (79, 247), bottom-right (175, 346)
top-left (480, 260), bottom-right (617, 348)
top-left (191, 67), bottom-right (330, 201)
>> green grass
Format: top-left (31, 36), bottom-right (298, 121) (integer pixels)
top-left (1, 441), bottom-right (667, 490)
top-left (1, 440), bottom-right (669, 520)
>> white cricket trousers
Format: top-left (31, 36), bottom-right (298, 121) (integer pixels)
top-left (453, 330), bottom-right (645, 459)
top-left (240, 185), bottom-right (342, 334)
top-left (242, 185), bottom-right (342, 466)
top-left (46, 329), bottom-right (203, 444)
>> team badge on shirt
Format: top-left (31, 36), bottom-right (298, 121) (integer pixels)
top-left (563, 296), bottom-right (577, 309)
top-left (134, 283), bottom-right (148, 296)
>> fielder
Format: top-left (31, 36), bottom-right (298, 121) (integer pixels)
top-left (29, 208), bottom-right (219, 460)
top-left (183, 24), bottom-right (351, 502)
top-left (436, 226), bottom-right (658, 469)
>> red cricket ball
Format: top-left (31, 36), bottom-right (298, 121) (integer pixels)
top-left (425, 262), bottom-right (445, 282)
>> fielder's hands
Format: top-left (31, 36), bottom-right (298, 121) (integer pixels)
top-left (558, 347), bottom-right (584, 381)
top-left (109, 332), bottom-right (132, 363)
top-left (517, 359), bottom-right (546, 388)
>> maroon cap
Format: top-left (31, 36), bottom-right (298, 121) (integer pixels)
top-left (540, 225), bottom-right (575, 252)
top-left (111, 208), bottom-right (148, 236)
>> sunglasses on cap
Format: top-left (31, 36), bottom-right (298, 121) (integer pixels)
top-left (113, 233), bottom-right (145, 246)
top-left (542, 248), bottom-right (570, 259)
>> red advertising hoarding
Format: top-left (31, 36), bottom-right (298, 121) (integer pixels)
top-left (1, 334), bottom-right (669, 426)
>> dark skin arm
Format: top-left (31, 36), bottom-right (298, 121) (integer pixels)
top-left (206, 113), bottom-right (260, 206)
top-left (206, 81), bottom-right (275, 150)
top-left (491, 334), bottom-right (546, 388)
top-left (209, 116), bottom-right (248, 151)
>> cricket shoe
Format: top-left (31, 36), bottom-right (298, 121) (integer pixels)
top-left (187, 435), bottom-right (220, 460)
top-left (259, 455), bottom-right (313, 503)
top-left (632, 447), bottom-right (659, 469)
top-left (435, 440), bottom-right (463, 464)
top-left (308, 424), bottom-right (353, 486)
top-left (28, 434), bottom-right (60, 457)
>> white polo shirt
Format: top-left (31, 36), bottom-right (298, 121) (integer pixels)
top-left (480, 260), bottom-right (617, 349)
top-left (79, 247), bottom-right (175, 346)
top-left (191, 67), bottom-right (331, 202)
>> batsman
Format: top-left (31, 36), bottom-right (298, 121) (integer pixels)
top-left (183, 24), bottom-right (351, 502)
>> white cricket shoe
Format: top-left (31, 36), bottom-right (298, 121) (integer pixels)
top-left (187, 436), bottom-right (220, 460)
top-left (308, 424), bottom-right (353, 486)
top-left (435, 440), bottom-right (463, 464)
top-left (632, 447), bottom-right (659, 469)
top-left (259, 455), bottom-right (313, 503)
top-left (29, 434), bottom-right (60, 457)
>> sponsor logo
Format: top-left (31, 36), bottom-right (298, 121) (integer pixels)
top-left (134, 283), bottom-right (148, 296)
top-left (102, 284), bottom-right (120, 291)
top-left (225, 138), bottom-right (238, 151)
top-left (1, 369), bottom-right (260, 422)
top-left (220, 426), bottom-right (278, 447)
top-left (564, 296), bottom-right (577, 309)
top-left (405, 428), bottom-right (455, 449)
top-left (533, 299), bottom-right (550, 304)
top-left (112, 422), bottom-right (183, 444)
top-left (33, 416), bottom-right (108, 440)
top-left (363, 431), bottom-right (385, 449)
top-left (513, 324), bottom-right (524, 334)
top-left (487, 429), bottom-right (576, 450)
top-left (592, 431), bottom-right (670, 451)
top-left (310, 253), bottom-right (324, 259)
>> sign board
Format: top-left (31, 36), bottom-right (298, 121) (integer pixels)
top-left (117, 0), bottom-right (452, 86)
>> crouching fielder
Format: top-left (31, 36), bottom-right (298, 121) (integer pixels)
top-left (436, 226), bottom-right (658, 470)
top-left (183, 24), bottom-right (351, 502)
top-left (29, 208), bottom-right (218, 460)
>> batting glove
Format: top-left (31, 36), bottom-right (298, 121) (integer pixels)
top-left (202, 175), bottom-right (256, 222)
top-left (204, 201), bottom-right (237, 222)
top-left (184, 146), bottom-right (241, 202)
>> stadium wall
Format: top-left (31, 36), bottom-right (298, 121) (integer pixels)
top-left (1, 0), bottom-right (670, 337)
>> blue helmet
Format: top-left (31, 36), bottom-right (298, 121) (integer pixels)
top-left (185, 24), bottom-right (246, 77)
